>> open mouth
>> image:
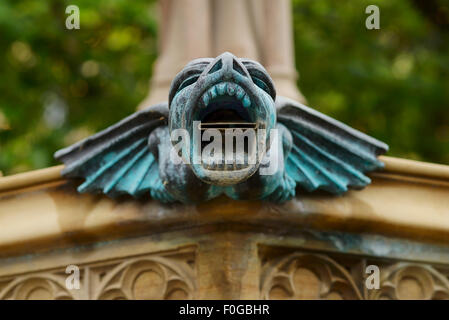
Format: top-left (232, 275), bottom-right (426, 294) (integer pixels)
top-left (194, 81), bottom-right (258, 171)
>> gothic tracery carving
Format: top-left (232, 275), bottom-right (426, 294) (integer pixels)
top-left (260, 250), bottom-right (449, 300)
top-left (0, 249), bottom-right (196, 300)
top-left (261, 253), bottom-right (362, 300)
top-left (369, 263), bottom-right (449, 300)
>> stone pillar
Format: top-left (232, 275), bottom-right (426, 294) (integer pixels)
top-left (138, 0), bottom-right (305, 109)
top-left (261, 0), bottom-right (305, 103)
top-left (212, 0), bottom-right (260, 61)
top-left (142, 0), bottom-right (212, 105)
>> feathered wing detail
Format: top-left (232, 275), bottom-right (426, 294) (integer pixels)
top-left (54, 103), bottom-right (171, 199)
top-left (276, 96), bottom-right (388, 194)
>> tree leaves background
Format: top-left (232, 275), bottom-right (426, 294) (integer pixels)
top-left (0, 0), bottom-right (447, 175)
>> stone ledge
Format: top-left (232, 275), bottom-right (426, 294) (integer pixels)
top-left (0, 156), bottom-right (448, 257)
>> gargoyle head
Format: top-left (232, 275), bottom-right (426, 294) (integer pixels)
top-left (168, 52), bottom-right (277, 186)
top-left (55, 52), bottom-right (387, 203)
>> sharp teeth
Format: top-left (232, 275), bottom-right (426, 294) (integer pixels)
top-left (210, 86), bottom-right (217, 99)
top-left (227, 83), bottom-right (235, 96)
top-left (242, 94), bottom-right (251, 108)
top-left (206, 82), bottom-right (248, 105)
top-left (217, 83), bottom-right (226, 95)
top-left (202, 93), bottom-right (210, 106)
top-left (236, 87), bottom-right (245, 100)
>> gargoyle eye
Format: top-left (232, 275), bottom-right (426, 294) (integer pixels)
top-left (252, 76), bottom-right (270, 94)
top-left (178, 74), bottom-right (199, 91)
top-left (208, 59), bottom-right (222, 74)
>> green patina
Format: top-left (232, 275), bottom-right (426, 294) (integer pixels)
top-left (54, 53), bottom-right (388, 204)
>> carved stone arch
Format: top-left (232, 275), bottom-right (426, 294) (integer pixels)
top-left (94, 256), bottom-right (196, 300)
top-left (0, 274), bottom-right (75, 300)
top-left (261, 253), bottom-right (363, 300)
top-left (369, 263), bottom-right (449, 300)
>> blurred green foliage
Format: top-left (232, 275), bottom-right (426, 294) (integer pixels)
top-left (0, 0), bottom-right (448, 175)
top-left (292, 0), bottom-right (449, 164)
top-left (0, 0), bottom-right (158, 174)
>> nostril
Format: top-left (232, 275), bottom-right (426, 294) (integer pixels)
top-left (208, 59), bottom-right (222, 74)
top-left (232, 59), bottom-right (247, 77)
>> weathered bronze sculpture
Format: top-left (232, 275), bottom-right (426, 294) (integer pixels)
top-left (55, 52), bottom-right (388, 203)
